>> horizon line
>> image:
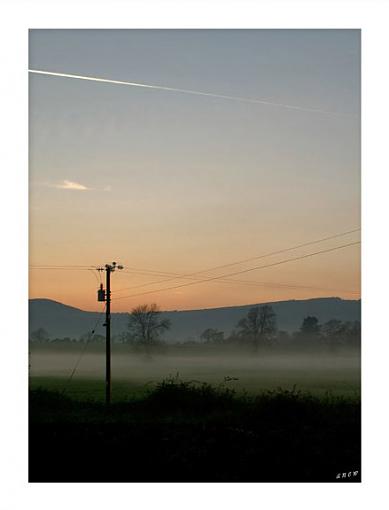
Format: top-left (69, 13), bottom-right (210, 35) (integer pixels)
top-left (29, 295), bottom-right (362, 314)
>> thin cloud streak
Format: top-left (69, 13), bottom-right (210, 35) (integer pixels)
top-left (53, 180), bottom-right (90, 191)
top-left (29, 69), bottom-right (354, 117)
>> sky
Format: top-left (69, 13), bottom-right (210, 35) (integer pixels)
top-left (29, 29), bottom-right (361, 312)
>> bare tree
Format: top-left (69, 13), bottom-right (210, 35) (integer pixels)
top-left (300, 316), bottom-right (321, 336)
top-left (321, 319), bottom-right (342, 345)
top-left (128, 304), bottom-right (171, 355)
top-left (30, 327), bottom-right (50, 343)
top-left (237, 305), bottom-right (276, 351)
top-left (200, 328), bottom-right (225, 344)
top-left (321, 319), bottom-right (361, 350)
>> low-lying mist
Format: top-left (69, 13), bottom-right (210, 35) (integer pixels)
top-left (29, 344), bottom-right (360, 397)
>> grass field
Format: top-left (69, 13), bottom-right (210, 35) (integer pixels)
top-left (29, 345), bottom-right (361, 482)
top-left (29, 344), bottom-right (361, 400)
top-left (29, 378), bottom-right (361, 482)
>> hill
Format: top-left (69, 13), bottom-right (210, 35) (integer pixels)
top-left (29, 297), bottom-right (361, 342)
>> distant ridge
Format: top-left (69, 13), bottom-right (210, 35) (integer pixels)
top-left (29, 297), bottom-right (361, 342)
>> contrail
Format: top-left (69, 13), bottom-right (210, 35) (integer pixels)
top-left (29, 69), bottom-right (353, 117)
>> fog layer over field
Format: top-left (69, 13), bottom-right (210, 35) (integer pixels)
top-left (30, 346), bottom-right (360, 397)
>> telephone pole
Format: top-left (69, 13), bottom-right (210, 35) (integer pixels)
top-left (105, 264), bottom-right (112, 405)
top-left (97, 261), bottom-right (123, 405)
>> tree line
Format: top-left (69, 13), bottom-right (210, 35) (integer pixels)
top-left (30, 303), bottom-right (360, 352)
top-left (199, 307), bottom-right (360, 351)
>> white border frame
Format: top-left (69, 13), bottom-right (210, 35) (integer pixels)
top-left (1, 1), bottom-right (388, 508)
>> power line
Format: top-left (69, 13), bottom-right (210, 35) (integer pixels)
top-left (62, 304), bottom-right (106, 392)
top-left (113, 241), bottom-right (360, 302)
top-left (113, 268), bottom-right (359, 296)
top-left (88, 268), bottom-right (100, 285)
top-left (116, 228), bottom-right (360, 293)
top-left (30, 228), bottom-right (360, 289)
top-left (29, 264), bottom-right (359, 298)
top-left (29, 261), bottom-right (358, 296)
top-left (29, 266), bottom-right (93, 271)
top-left (29, 264), bottom-right (93, 268)
top-left (29, 233), bottom-right (360, 299)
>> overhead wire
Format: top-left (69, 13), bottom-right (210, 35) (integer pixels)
top-left (62, 303), bottom-right (107, 393)
top-left (113, 268), bottom-right (359, 296)
top-left (115, 228), bottom-right (360, 293)
top-left (112, 241), bottom-right (360, 301)
top-left (29, 264), bottom-right (359, 298)
top-left (29, 264), bottom-right (94, 268)
top-left (88, 268), bottom-right (100, 285)
top-left (29, 266), bottom-right (93, 271)
top-left (29, 231), bottom-right (361, 302)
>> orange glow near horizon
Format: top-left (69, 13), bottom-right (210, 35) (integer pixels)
top-left (29, 30), bottom-right (360, 311)
top-left (29, 242), bottom-right (361, 312)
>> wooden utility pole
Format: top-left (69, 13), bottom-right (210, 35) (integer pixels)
top-left (105, 263), bottom-right (112, 405)
top-left (97, 261), bottom-right (123, 405)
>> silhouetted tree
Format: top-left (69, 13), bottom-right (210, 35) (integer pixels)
top-left (345, 320), bottom-right (361, 348)
top-left (51, 336), bottom-right (78, 344)
top-left (113, 332), bottom-right (133, 344)
top-left (300, 316), bottom-right (321, 336)
top-left (78, 332), bottom-right (104, 344)
top-left (30, 327), bottom-right (49, 343)
top-left (322, 319), bottom-right (343, 338)
top-left (321, 319), bottom-right (343, 349)
top-left (237, 305), bottom-right (276, 351)
top-left (322, 319), bottom-right (361, 350)
top-left (128, 304), bottom-right (171, 355)
top-left (200, 328), bottom-right (225, 344)
top-left (293, 316), bottom-right (322, 348)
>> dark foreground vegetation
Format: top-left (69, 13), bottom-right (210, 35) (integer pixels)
top-left (29, 378), bottom-right (360, 482)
